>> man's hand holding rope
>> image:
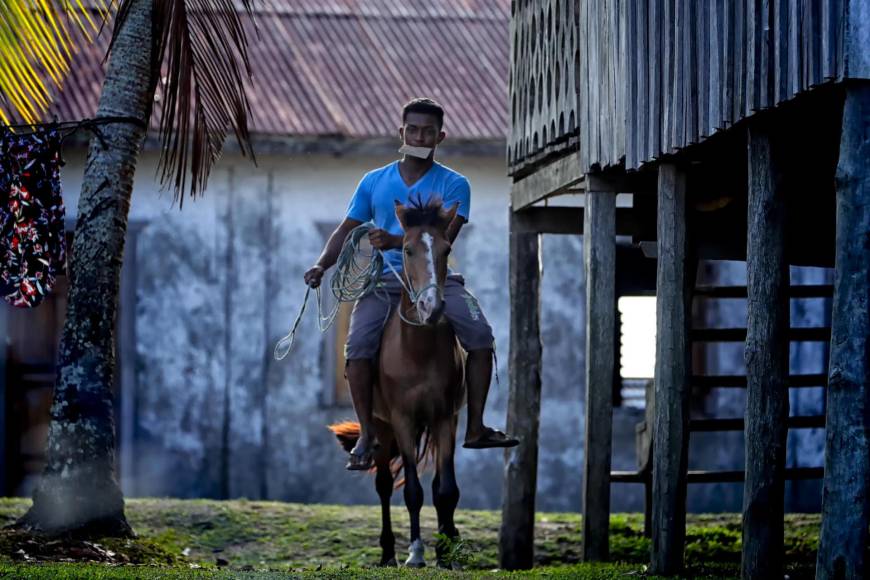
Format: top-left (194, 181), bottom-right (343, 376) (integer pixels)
top-left (304, 265), bottom-right (325, 288)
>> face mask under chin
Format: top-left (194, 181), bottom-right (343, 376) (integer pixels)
top-left (398, 144), bottom-right (433, 159)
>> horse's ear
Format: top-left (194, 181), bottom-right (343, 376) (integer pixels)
top-left (439, 202), bottom-right (460, 232)
top-left (395, 200), bottom-right (408, 229)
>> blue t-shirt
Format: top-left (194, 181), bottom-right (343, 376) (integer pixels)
top-left (346, 161), bottom-right (471, 273)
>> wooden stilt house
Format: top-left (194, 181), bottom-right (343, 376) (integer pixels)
top-left (499, 1), bottom-right (869, 578)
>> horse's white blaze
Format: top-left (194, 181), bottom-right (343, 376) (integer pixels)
top-left (421, 233), bottom-right (437, 286)
top-left (405, 538), bottom-right (426, 567)
top-left (418, 232), bottom-right (440, 318)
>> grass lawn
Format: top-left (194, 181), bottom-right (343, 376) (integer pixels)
top-left (0, 498), bottom-right (828, 578)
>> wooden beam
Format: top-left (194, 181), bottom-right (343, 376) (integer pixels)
top-left (499, 211), bottom-right (543, 571)
top-left (510, 151), bottom-right (583, 210)
top-left (690, 327), bottom-right (831, 342)
top-left (742, 120), bottom-right (790, 580)
top-left (690, 415), bottom-right (825, 432)
top-left (817, 81), bottom-right (870, 580)
top-left (584, 172), bottom-right (657, 194)
top-left (582, 191), bottom-right (616, 562)
top-left (612, 467), bottom-right (824, 484)
top-left (690, 373), bottom-right (828, 389)
top-left (650, 163), bottom-right (691, 576)
top-left (693, 285), bottom-right (834, 298)
top-left (512, 207), bottom-right (585, 235)
top-left (511, 207), bottom-right (645, 236)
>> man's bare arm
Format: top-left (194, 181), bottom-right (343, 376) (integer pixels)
top-left (304, 217), bottom-right (363, 287)
top-left (317, 218), bottom-right (364, 269)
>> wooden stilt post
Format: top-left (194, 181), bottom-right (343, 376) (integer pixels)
top-left (582, 190), bottom-right (616, 562)
top-left (650, 163), bottom-right (691, 576)
top-left (742, 119), bottom-right (789, 580)
top-left (817, 81), bottom-right (870, 580)
top-left (642, 378), bottom-right (655, 538)
top-left (499, 208), bottom-right (543, 571)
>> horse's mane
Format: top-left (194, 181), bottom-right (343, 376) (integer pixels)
top-left (402, 195), bottom-right (449, 228)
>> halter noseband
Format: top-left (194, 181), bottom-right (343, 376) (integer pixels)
top-left (381, 254), bottom-right (442, 326)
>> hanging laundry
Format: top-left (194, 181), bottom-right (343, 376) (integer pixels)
top-left (0, 126), bottom-right (66, 308)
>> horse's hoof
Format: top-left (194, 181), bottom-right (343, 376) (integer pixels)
top-left (379, 557), bottom-right (398, 567)
top-left (405, 539), bottom-right (426, 568)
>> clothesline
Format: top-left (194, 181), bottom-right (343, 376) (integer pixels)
top-left (0, 116), bottom-right (148, 149)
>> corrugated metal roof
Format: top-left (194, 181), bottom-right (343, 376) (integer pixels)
top-left (246, 0), bottom-right (508, 20)
top-left (43, 0), bottom-right (509, 141)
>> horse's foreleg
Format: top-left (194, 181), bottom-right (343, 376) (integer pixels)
top-left (432, 424), bottom-right (460, 568)
top-left (395, 423), bottom-right (425, 568)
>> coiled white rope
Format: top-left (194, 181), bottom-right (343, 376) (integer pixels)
top-left (274, 223), bottom-right (434, 361)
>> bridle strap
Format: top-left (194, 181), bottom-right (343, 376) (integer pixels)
top-left (380, 249), bottom-right (441, 326)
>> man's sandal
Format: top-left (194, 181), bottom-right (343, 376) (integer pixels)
top-left (346, 448), bottom-right (375, 471)
top-left (463, 428), bottom-right (519, 449)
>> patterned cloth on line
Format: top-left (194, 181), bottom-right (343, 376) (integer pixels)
top-left (0, 126), bottom-right (66, 308)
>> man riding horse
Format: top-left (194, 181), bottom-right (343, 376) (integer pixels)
top-left (304, 97), bottom-right (517, 470)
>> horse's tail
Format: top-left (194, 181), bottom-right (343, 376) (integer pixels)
top-left (327, 421), bottom-right (436, 488)
top-left (393, 430), bottom-right (435, 489)
top-left (328, 420), bottom-right (361, 453)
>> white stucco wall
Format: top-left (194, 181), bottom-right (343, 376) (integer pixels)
top-left (53, 147), bottom-right (607, 512)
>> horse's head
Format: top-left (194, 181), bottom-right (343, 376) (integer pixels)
top-left (394, 198), bottom-right (458, 325)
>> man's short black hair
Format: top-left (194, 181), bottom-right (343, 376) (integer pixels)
top-left (402, 97), bottom-right (444, 129)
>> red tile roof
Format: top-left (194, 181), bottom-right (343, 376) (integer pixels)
top-left (46, 0), bottom-right (510, 141)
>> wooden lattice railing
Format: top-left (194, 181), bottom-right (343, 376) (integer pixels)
top-left (508, 0), bottom-right (580, 177)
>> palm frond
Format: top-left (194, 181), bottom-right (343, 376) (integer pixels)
top-left (114, 0), bottom-right (257, 205)
top-left (0, 1), bottom-right (114, 125)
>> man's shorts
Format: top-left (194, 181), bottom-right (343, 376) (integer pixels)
top-left (345, 273), bottom-right (494, 360)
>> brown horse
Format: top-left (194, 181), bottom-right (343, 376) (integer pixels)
top-left (330, 198), bottom-right (465, 568)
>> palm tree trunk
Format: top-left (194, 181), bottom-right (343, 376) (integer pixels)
top-left (16, 0), bottom-right (155, 536)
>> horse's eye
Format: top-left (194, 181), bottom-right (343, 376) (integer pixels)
top-left (404, 247), bottom-right (413, 256)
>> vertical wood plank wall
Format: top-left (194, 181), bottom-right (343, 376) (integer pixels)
top-left (508, 0), bottom-right (858, 177)
top-left (619, 0), bottom-right (849, 171)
